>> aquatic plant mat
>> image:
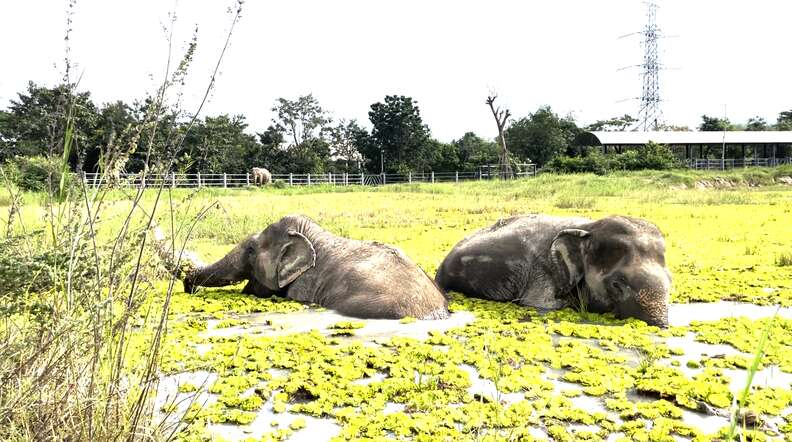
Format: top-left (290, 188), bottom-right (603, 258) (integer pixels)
top-left (156, 290), bottom-right (792, 441)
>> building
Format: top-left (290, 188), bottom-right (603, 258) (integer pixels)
top-left (578, 131), bottom-right (792, 160)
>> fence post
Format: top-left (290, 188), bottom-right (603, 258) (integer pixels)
top-left (289, 173), bottom-right (293, 186)
top-left (328, 172), bottom-right (332, 185)
top-left (408, 172), bottom-right (412, 184)
top-left (382, 173), bottom-right (386, 185)
top-left (82, 171), bottom-right (88, 187)
top-left (455, 171), bottom-right (459, 183)
top-left (360, 173), bottom-right (364, 186)
top-left (246, 172), bottom-right (250, 186)
top-left (223, 173), bottom-right (227, 188)
top-left (308, 173), bottom-right (311, 185)
top-left (344, 173), bottom-right (348, 186)
top-left (197, 172), bottom-right (202, 188)
top-left (431, 171), bottom-right (435, 183)
top-left (171, 173), bottom-right (176, 188)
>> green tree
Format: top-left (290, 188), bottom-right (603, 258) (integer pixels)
top-left (84, 100), bottom-right (138, 173)
top-left (367, 95), bottom-right (431, 173)
top-left (0, 82), bottom-right (99, 167)
top-left (182, 114), bottom-right (259, 173)
top-left (776, 110), bottom-right (792, 131)
top-left (271, 94), bottom-right (331, 149)
top-left (586, 114), bottom-right (636, 132)
top-left (452, 132), bottom-right (499, 171)
top-left (327, 119), bottom-right (364, 172)
top-left (425, 139), bottom-right (460, 172)
top-left (698, 115), bottom-right (733, 131)
top-left (746, 116), bottom-right (768, 131)
top-left (505, 106), bottom-right (580, 166)
top-left (269, 95), bottom-right (333, 173)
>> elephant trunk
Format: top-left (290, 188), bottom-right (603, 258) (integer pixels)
top-left (183, 244), bottom-right (249, 294)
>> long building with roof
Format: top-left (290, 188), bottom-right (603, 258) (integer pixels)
top-left (578, 131), bottom-right (792, 160)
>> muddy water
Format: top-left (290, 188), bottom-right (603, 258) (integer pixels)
top-left (156, 302), bottom-right (789, 440)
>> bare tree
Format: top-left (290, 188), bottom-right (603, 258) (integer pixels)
top-left (486, 94), bottom-right (513, 178)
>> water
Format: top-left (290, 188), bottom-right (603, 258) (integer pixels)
top-left (159, 301), bottom-right (788, 440)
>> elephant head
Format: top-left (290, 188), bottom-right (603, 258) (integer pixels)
top-left (550, 216), bottom-right (671, 327)
top-left (183, 222), bottom-right (316, 294)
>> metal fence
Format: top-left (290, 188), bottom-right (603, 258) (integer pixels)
top-left (685, 157), bottom-right (792, 170)
top-left (81, 165), bottom-right (537, 189)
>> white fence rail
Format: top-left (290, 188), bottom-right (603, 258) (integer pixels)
top-left (81, 165), bottom-right (537, 189)
top-left (685, 157), bottom-right (792, 170)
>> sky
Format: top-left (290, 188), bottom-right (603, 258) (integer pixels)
top-left (1, 0), bottom-right (790, 142)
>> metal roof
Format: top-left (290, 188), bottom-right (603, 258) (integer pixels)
top-left (582, 131), bottom-right (792, 146)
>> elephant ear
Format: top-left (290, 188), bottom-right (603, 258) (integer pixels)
top-left (550, 229), bottom-right (590, 293)
top-left (276, 230), bottom-right (316, 288)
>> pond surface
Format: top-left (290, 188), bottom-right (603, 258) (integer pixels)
top-left (155, 301), bottom-right (791, 440)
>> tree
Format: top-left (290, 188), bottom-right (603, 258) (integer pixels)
top-left (367, 95), bottom-right (431, 173)
top-left (746, 116), bottom-right (768, 131)
top-left (485, 95), bottom-right (512, 178)
top-left (181, 114), bottom-right (259, 173)
top-left (656, 123), bottom-right (691, 131)
top-left (776, 110), bottom-right (792, 131)
top-left (452, 132), bottom-right (499, 171)
top-left (84, 100), bottom-right (138, 173)
top-left (327, 119), bottom-right (364, 172)
top-left (271, 94), bottom-right (330, 149)
top-left (586, 114), bottom-right (637, 132)
top-left (505, 106), bottom-right (580, 166)
top-left (698, 115), bottom-right (733, 131)
top-left (0, 82), bottom-right (99, 166)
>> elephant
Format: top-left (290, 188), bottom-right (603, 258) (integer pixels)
top-left (252, 167), bottom-right (271, 185)
top-left (183, 215), bottom-right (449, 320)
top-left (435, 215), bottom-right (671, 327)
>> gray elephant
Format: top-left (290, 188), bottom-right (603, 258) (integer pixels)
top-left (183, 215), bottom-right (449, 320)
top-left (252, 167), bottom-right (271, 185)
top-left (435, 215), bottom-right (671, 327)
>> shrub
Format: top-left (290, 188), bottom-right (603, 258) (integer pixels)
top-left (546, 142), bottom-right (679, 174)
top-left (5, 156), bottom-right (73, 193)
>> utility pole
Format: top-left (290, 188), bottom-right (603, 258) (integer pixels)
top-left (722, 104), bottom-right (727, 170)
top-left (620, 1), bottom-right (669, 131)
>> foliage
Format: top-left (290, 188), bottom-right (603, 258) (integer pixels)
top-left (546, 142), bottom-right (679, 174)
top-left (0, 82), bottom-right (100, 168)
top-left (366, 95), bottom-right (432, 173)
top-left (3, 155), bottom-right (74, 192)
top-left (585, 114), bottom-right (637, 132)
top-left (271, 94), bottom-right (331, 149)
top-left (746, 116), bottom-right (769, 131)
top-left (326, 119), bottom-right (365, 172)
top-left (698, 115), bottom-right (734, 132)
top-left (776, 110), bottom-right (792, 131)
top-left (184, 114), bottom-right (260, 173)
top-left (505, 106), bottom-right (581, 166)
top-left (451, 132), bottom-right (499, 171)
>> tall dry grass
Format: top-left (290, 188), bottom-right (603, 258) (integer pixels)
top-left (0, 1), bottom-right (243, 439)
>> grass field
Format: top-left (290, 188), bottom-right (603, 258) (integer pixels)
top-left (4, 168), bottom-right (792, 441)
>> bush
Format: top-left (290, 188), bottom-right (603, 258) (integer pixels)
top-left (545, 152), bottom-right (607, 175)
top-left (4, 156), bottom-right (73, 193)
top-left (546, 142), bottom-right (679, 174)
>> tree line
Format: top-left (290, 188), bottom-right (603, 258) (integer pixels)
top-left (2, 82), bottom-right (791, 176)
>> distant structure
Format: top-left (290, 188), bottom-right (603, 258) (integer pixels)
top-left (579, 130), bottom-right (792, 161)
top-left (622, 2), bottom-right (665, 131)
